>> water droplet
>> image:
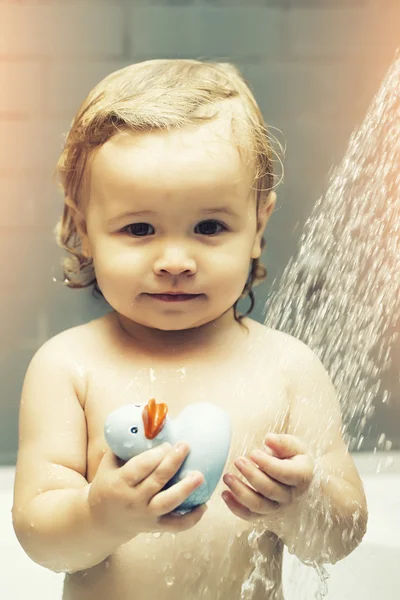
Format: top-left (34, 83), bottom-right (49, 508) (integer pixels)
top-left (183, 552), bottom-right (192, 559)
top-left (264, 54), bottom-right (400, 464)
top-left (376, 455), bottom-right (395, 472)
top-left (165, 576), bottom-right (175, 587)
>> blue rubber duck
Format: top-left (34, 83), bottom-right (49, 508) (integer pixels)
top-left (104, 398), bottom-right (232, 513)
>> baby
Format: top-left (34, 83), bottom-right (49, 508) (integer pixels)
top-left (12, 59), bottom-right (367, 600)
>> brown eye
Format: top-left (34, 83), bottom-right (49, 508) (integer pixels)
top-left (123, 223), bottom-right (154, 237)
top-left (196, 221), bottom-right (227, 235)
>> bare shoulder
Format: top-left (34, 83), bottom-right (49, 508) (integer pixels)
top-left (247, 320), bottom-right (328, 387)
top-left (247, 319), bottom-right (316, 360)
top-left (29, 313), bottom-right (112, 401)
top-left (44, 310), bottom-right (114, 351)
top-left (255, 327), bottom-right (345, 453)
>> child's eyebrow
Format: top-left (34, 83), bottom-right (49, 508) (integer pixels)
top-left (108, 206), bottom-right (239, 225)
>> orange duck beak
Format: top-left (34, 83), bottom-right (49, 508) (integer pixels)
top-left (142, 398), bottom-right (168, 440)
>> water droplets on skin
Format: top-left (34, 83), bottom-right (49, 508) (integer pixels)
top-left (70, 359), bottom-right (86, 380)
top-left (147, 365), bottom-right (188, 407)
top-left (149, 367), bottom-right (157, 387)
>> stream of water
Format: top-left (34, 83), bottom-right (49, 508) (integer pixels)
top-left (242, 51), bottom-right (400, 599)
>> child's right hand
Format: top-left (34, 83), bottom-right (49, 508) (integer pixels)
top-left (88, 441), bottom-right (207, 540)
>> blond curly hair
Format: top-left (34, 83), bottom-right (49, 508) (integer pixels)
top-left (53, 59), bottom-right (280, 327)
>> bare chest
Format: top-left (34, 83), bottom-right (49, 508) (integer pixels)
top-left (65, 323), bottom-right (288, 599)
top-left (81, 338), bottom-right (290, 484)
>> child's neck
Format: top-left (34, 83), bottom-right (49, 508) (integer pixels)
top-left (111, 308), bottom-right (248, 361)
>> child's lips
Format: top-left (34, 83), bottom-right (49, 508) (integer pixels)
top-left (150, 293), bottom-right (201, 302)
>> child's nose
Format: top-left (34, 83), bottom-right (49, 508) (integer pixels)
top-left (153, 247), bottom-right (197, 276)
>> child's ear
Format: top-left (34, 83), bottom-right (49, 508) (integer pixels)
top-left (65, 195), bottom-right (92, 258)
top-left (251, 191), bottom-right (276, 260)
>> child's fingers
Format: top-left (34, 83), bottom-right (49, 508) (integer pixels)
top-left (118, 443), bottom-right (173, 486)
top-left (222, 490), bottom-right (253, 521)
top-left (140, 442), bottom-right (194, 498)
top-left (222, 490), bottom-right (279, 523)
top-left (264, 433), bottom-right (308, 458)
top-left (250, 451), bottom-right (313, 487)
top-left (222, 475), bottom-right (280, 516)
top-left (233, 459), bottom-right (292, 504)
top-left (148, 470), bottom-right (205, 516)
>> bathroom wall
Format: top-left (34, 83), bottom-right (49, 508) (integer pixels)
top-left (1, 0), bottom-right (399, 463)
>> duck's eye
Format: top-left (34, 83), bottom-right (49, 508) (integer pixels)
top-left (134, 404), bottom-right (141, 407)
top-left (130, 426), bottom-right (138, 434)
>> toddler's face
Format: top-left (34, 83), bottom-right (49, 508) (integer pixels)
top-left (82, 117), bottom-right (268, 334)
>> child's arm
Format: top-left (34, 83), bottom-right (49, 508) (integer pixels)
top-left (275, 336), bottom-right (368, 563)
top-left (12, 334), bottom-right (207, 574)
top-left (222, 334), bottom-right (368, 564)
top-left (12, 335), bottom-right (129, 573)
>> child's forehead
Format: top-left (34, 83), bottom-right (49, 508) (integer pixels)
top-left (89, 122), bottom-right (253, 202)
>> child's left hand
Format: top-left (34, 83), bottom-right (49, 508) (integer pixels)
top-left (222, 433), bottom-right (315, 522)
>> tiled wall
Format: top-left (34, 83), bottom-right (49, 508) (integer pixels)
top-left (1, 0), bottom-right (399, 462)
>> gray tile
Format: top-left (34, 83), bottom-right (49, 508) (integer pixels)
top-left (128, 7), bottom-right (283, 60)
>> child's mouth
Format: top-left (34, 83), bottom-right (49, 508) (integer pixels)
top-left (150, 294), bottom-right (201, 302)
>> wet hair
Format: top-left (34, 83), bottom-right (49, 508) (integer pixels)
top-left (53, 58), bottom-right (281, 329)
